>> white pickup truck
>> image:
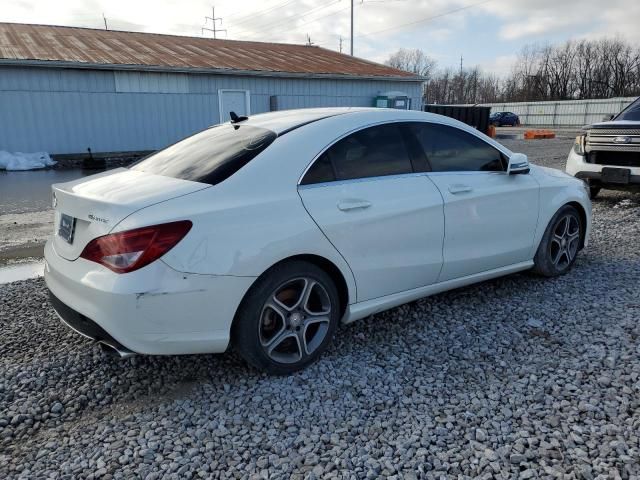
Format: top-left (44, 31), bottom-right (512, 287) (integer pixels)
top-left (566, 97), bottom-right (640, 198)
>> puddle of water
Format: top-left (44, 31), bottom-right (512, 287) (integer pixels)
top-left (0, 261), bottom-right (44, 284)
top-left (0, 169), bottom-right (91, 215)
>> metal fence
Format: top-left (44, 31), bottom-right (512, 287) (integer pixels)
top-left (479, 97), bottom-right (638, 127)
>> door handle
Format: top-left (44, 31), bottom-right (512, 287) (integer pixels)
top-left (448, 184), bottom-right (473, 194)
top-left (337, 200), bottom-right (372, 211)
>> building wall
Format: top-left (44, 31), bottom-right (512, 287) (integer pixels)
top-left (0, 66), bottom-right (423, 154)
top-left (480, 97), bottom-right (638, 127)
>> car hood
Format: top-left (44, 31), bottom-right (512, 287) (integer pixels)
top-left (531, 164), bottom-right (583, 184)
top-left (586, 120), bottom-right (640, 130)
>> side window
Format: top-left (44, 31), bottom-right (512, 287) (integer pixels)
top-left (409, 122), bottom-right (505, 172)
top-left (301, 123), bottom-right (413, 185)
top-left (301, 153), bottom-right (335, 184)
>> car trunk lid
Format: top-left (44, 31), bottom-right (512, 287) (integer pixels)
top-left (51, 168), bottom-right (208, 260)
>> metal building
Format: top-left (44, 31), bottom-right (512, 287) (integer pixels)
top-left (0, 23), bottom-right (423, 155)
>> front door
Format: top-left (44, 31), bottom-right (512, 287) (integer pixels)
top-left (298, 123), bottom-right (445, 302)
top-left (407, 121), bottom-right (539, 281)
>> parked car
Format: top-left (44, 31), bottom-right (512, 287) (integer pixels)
top-left (45, 108), bottom-right (591, 374)
top-left (566, 97), bottom-right (640, 198)
top-left (490, 111), bottom-right (520, 127)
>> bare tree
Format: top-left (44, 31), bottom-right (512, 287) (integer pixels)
top-left (385, 48), bottom-right (437, 80)
top-left (385, 39), bottom-right (640, 106)
top-left (506, 38), bottom-right (640, 101)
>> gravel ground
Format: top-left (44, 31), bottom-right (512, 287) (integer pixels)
top-left (2, 140), bottom-right (640, 479)
top-left (500, 137), bottom-right (575, 171)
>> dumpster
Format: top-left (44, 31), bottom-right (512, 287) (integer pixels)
top-left (424, 104), bottom-right (491, 135)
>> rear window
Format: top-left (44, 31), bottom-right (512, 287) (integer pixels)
top-left (130, 124), bottom-right (277, 185)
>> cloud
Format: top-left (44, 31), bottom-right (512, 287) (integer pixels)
top-left (479, 54), bottom-right (518, 76)
top-left (479, 0), bottom-right (640, 42)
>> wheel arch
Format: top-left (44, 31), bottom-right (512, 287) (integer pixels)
top-left (232, 254), bottom-right (352, 326)
top-left (535, 200), bottom-right (589, 255)
top-left (567, 201), bottom-right (588, 249)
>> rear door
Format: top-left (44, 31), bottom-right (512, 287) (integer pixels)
top-left (407, 122), bottom-right (539, 281)
top-left (298, 123), bottom-right (444, 302)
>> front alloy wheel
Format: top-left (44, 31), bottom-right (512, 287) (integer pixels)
top-left (232, 261), bottom-right (340, 374)
top-left (548, 213), bottom-right (581, 270)
top-left (533, 205), bottom-right (583, 277)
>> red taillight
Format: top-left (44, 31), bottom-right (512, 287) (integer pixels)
top-left (80, 221), bottom-right (192, 273)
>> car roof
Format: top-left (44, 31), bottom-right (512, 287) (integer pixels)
top-left (225, 107), bottom-right (466, 134)
top-left (226, 108), bottom-right (362, 134)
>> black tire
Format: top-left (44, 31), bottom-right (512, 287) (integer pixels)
top-left (532, 205), bottom-right (584, 277)
top-left (232, 260), bottom-right (340, 375)
top-left (589, 186), bottom-right (601, 199)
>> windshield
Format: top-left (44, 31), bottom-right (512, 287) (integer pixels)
top-left (614, 98), bottom-right (640, 121)
top-left (131, 124), bottom-right (277, 185)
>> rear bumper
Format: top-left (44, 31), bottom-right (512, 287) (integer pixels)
top-left (44, 240), bottom-right (256, 355)
top-left (49, 291), bottom-right (135, 357)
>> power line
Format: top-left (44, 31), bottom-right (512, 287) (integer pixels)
top-left (231, 1), bottom-right (344, 39)
top-left (351, 0), bottom-right (494, 40)
top-left (227, 0), bottom-right (298, 29)
top-left (223, 0), bottom-right (289, 19)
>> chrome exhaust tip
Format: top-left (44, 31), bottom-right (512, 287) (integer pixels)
top-left (98, 341), bottom-right (136, 359)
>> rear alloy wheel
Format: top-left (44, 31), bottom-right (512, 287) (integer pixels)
top-left (232, 261), bottom-right (339, 374)
top-left (532, 205), bottom-right (583, 277)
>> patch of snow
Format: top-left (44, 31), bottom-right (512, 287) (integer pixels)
top-left (614, 199), bottom-right (633, 209)
top-left (0, 151), bottom-right (56, 171)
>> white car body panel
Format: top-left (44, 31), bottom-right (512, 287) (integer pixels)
top-left (529, 165), bottom-right (591, 250)
top-left (118, 178), bottom-right (358, 299)
top-left (344, 261), bottom-right (534, 324)
top-left (44, 107), bottom-right (592, 356)
top-left (299, 174), bottom-right (444, 302)
top-left (45, 241), bottom-right (254, 354)
top-left (427, 171), bottom-right (540, 281)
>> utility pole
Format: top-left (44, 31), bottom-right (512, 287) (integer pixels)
top-left (102, 13), bottom-right (108, 30)
top-left (350, 0), bottom-right (354, 56)
top-left (339, 36), bottom-right (343, 53)
top-left (459, 55), bottom-right (464, 102)
top-left (202, 6), bottom-right (226, 39)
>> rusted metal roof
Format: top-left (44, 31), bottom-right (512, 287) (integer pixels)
top-left (0, 23), bottom-right (419, 80)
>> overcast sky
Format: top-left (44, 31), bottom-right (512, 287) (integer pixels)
top-left (4, 0), bottom-right (640, 75)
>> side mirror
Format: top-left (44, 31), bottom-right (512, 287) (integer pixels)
top-left (601, 114), bottom-right (614, 121)
top-left (507, 153), bottom-right (530, 175)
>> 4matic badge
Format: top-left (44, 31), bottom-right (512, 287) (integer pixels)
top-left (88, 214), bottom-right (109, 224)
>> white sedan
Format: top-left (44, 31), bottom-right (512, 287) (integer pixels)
top-left (45, 108), bottom-right (591, 374)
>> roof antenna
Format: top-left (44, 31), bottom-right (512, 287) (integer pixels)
top-left (229, 111), bottom-right (248, 123)
top-left (102, 13), bottom-right (108, 30)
